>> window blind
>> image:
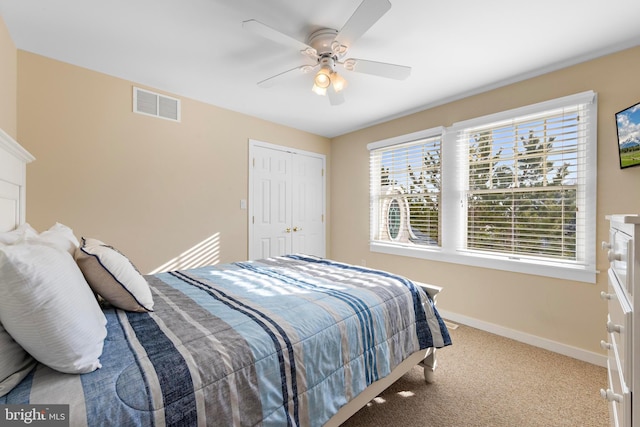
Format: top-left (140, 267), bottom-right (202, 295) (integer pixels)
top-left (368, 92), bottom-right (597, 281)
top-left (457, 96), bottom-right (594, 262)
top-left (369, 133), bottom-right (442, 247)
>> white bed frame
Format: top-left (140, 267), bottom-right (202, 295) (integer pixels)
top-left (0, 127), bottom-right (34, 233)
top-left (0, 128), bottom-right (439, 426)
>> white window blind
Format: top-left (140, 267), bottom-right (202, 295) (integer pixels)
top-left (367, 92), bottom-right (597, 283)
top-left (369, 128), bottom-right (443, 249)
top-left (454, 91), bottom-right (596, 266)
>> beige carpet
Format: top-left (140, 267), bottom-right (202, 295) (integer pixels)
top-left (341, 324), bottom-right (609, 427)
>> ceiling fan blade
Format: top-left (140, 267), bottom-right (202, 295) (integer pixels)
top-left (243, 19), bottom-right (313, 53)
top-left (334, 0), bottom-right (392, 48)
top-left (344, 58), bottom-right (411, 80)
top-left (327, 87), bottom-right (345, 106)
top-left (257, 65), bottom-right (313, 88)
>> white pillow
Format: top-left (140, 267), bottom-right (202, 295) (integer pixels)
top-left (0, 321), bottom-right (37, 397)
top-left (0, 243), bottom-right (107, 374)
top-left (35, 222), bottom-right (80, 255)
top-left (75, 237), bottom-right (154, 312)
top-left (0, 222), bottom-right (79, 256)
top-left (0, 223), bottom-right (37, 245)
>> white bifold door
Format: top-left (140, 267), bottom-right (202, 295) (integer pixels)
top-left (249, 140), bottom-right (326, 260)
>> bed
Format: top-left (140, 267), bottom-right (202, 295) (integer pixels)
top-left (0, 129), bottom-right (451, 426)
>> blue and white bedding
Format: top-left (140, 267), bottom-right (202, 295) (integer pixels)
top-left (1, 255), bottom-right (451, 426)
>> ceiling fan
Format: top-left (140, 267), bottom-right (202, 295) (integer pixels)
top-left (242, 0), bottom-right (411, 105)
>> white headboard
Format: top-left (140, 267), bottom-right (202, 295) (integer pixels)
top-left (0, 128), bottom-right (35, 232)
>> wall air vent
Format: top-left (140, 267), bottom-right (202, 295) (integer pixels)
top-left (133, 87), bottom-right (180, 122)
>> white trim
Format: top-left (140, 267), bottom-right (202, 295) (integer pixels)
top-left (370, 241), bottom-right (598, 283)
top-left (248, 138), bottom-right (324, 159)
top-left (583, 95), bottom-right (598, 270)
top-left (367, 126), bottom-right (445, 151)
top-left (437, 309), bottom-right (607, 367)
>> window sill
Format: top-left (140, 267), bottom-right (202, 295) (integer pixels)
top-left (370, 242), bottom-right (597, 283)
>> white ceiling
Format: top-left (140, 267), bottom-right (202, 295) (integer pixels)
top-left (2, 0), bottom-right (640, 138)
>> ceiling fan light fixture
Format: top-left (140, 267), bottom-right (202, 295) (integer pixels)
top-left (245, 2), bottom-right (412, 105)
top-left (330, 72), bottom-right (347, 93)
top-left (311, 83), bottom-right (327, 96)
top-left (314, 67), bottom-right (332, 89)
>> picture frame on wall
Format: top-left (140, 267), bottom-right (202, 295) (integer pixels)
top-left (615, 101), bottom-right (640, 169)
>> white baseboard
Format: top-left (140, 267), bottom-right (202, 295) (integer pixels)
top-left (437, 309), bottom-right (607, 368)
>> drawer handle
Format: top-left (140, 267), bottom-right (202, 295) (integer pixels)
top-left (600, 291), bottom-right (614, 300)
top-left (606, 321), bottom-right (622, 334)
top-left (607, 250), bottom-right (622, 262)
top-left (600, 388), bottom-right (623, 403)
top-left (600, 340), bottom-right (613, 350)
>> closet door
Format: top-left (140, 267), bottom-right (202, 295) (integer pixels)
top-left (291, 153), bottom-right (325, 256)
top-left (251, 145), bottom-right (292, 259)
top-left (249, 141), bottom-right (325, 260)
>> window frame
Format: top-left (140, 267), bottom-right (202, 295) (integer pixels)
top-left (369, 92), bottom-right (597, 283)
top-left (369, 126), bottom-right (444, 252)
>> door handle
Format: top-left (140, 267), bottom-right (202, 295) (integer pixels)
top-left (293, 227), bottom-right (302, 232)
top-left (285, 228), bottom-right (291, 233)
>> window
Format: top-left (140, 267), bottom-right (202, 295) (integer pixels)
top-left (368, 92), bottom-right (597, 283)
top-left (462, 105), bottom-right (586, 260)
top-left (369, 128), bottom-right (443, 250)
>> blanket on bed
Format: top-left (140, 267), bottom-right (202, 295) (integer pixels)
top-left (1, 255), bottom-right (451, 426)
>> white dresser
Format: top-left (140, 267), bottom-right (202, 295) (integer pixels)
top-left (601, 214), bottom-right (640, 427)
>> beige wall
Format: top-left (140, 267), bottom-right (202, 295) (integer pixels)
top-left (7, 23), bottom-right (640, 358)
top-left (16, 52), bottom-right (330, 273)
top-left (0, 15), bottom-right (17, 137)
top-left (331, 46), bottom-right (640, 357)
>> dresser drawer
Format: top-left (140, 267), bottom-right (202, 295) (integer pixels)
top-left (604, 356), bottom-right (630, 427)
top-left (606, 270), bottom-right (633, 386)
top-left (608, 227), bottom-right (634, 302)
top-left (603, 215), bottom-right (639, 427)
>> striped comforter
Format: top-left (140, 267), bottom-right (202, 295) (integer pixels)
top-left (1, 255), bottom-right (451, 426)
